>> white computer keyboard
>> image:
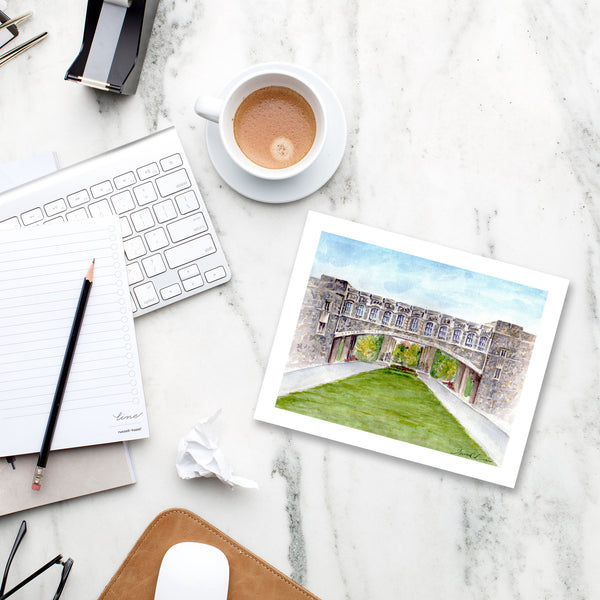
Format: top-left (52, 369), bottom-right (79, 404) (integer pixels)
top-left (0, 126), bottom-right (231, 316)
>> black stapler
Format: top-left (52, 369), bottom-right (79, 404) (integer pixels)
top-left (65, 0), bottom-right (160, 95)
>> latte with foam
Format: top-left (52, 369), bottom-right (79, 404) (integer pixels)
top-left (233, 86), bottom-right (316, 169)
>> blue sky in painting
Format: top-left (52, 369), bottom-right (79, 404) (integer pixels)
top-left (310, 232), bottom-right (548, 334)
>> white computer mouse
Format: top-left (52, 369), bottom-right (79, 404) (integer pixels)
top-left (154, 542), bottom-right (230, 600)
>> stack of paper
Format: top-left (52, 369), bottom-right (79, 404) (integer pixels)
top-left (0, 217), bottom-right (148, 514)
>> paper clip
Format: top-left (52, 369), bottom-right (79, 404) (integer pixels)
top-left (0, 31), bottom-right (47, 68)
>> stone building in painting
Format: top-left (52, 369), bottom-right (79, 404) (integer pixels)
top-left (286, 275), bottom-right (536, 426)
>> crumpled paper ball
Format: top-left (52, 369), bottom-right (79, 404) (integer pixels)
top-left (175, 411), bottom-right (258, 489)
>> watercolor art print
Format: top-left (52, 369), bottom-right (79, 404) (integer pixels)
top-left (254, 212), bottom-right (568, 487)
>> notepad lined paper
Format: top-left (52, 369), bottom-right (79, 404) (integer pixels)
top-left (0, 217), bottom-right (148, 456)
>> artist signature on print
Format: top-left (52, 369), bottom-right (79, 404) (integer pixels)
top-left (451, 447), bottom-right (493, 463)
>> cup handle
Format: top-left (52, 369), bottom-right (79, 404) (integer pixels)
top-left (194, 95), bottom-right (223, 123)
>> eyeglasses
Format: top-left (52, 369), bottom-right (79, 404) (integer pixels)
top-left (0, 521), bottom-right (73, 600)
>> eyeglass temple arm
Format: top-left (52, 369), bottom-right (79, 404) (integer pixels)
top-left (52, 558), bottom-right (74, 600)
top-left (0, 521), bottom-right (27, 595)
top-left (0, 554), bottom-right (63, 600)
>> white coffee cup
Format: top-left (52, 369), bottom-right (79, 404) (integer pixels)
top-left (194, 69), bottom-right (327, 180)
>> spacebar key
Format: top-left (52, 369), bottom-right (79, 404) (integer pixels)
top-left (164, 234), bottom-right (217, 268)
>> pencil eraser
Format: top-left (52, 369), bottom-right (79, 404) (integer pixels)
top-left (32, 483), bottom-right (41, 491)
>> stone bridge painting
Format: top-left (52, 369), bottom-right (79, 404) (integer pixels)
top-left (256, 215), bottom-right (565, 485)
top-left (284, 275), bottom-right (536, 432)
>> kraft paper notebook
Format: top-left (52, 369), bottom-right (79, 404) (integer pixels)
top-left (0, 443), bottom-right (135, 517)
top-left (98, 508), bottom-right (322, 600)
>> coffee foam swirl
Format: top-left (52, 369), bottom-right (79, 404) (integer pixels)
top-left (233, 86), bottom-right (316, 170)
top-left (270, 137), bottom-right (295, 162)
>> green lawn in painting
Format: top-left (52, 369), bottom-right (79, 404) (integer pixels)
top-left (276, 367), bottom-right (494, 465)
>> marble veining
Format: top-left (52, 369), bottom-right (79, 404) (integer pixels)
top-left (271, 441), bottom-right (307, 585)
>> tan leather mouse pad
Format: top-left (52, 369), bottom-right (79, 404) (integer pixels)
top-left (98, 508), bottom-right (321, 600)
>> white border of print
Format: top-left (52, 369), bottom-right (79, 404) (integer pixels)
top-left (254, 211), bottom-right (568, 488)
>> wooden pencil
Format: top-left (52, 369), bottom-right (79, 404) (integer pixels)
top-left (32, 260), bottom-right (95, 491)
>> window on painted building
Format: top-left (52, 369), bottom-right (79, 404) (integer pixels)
top-left (369, 307), bottom-right (378, 322)
top-left (424, 321), bottom-right (434, 336)
top-left (438, 325), bottom-right (447, 340)
top-left (465, 332), bottom-right (474, 347)
top-left (478, 336), bottom-right (487, 351)
top-left (396, 314), bottom-right (405, 327)
top-left (324, 300), bottom-right (330, 311)
top-left (410, 317), bottom-right (419, 332)
top-left (499, 348), bottom-right (507, 357)
top-left (356, 304), bottom-right (365, 318)
top-left (493, 367), bottom-right (502, 379)
top-left (382, 311), bottom-right (392, 325)
top-left (317, 313), bottom-right (329, 334)
top-left (343, 301), bottom-right (352, 315)
top-left (452, 329), bottom-right (462, 343)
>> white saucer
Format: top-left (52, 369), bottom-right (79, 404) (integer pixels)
top-left (205, 62), bottom-right (347, 204)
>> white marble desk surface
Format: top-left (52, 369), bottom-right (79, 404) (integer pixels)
top-left (0, 1), bottom-right (598, 599)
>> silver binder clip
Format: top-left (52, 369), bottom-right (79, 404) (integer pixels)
top-left (0, 31), bottom-right (47, 68)
top-left (0, 11), bottom-right (47, 68)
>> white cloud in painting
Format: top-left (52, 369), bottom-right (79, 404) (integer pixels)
top-left (311, 232), bottom-right (548, 334)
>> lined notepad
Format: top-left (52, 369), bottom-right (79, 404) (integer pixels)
top-left (0, 217), bottom-right (148, 456)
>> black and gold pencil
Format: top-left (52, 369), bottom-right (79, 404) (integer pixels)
top-left (32, 260), bottom-right (95, 491)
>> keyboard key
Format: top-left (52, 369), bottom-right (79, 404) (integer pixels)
top-left (205, 266), bottom-right (227, 283)
top-left (153, 199), bottom-right (177, 223)
top-left (130, 292), bottom-right (138, 313)
top-left (142, 254), bottom-right (166, 277)
top-left (156, 168), bottom-right (190, 197)
top-left (21, 207), bottom-right (44, 225)
top-left (67, 189), bottom-right (90, 207)
top-left (160, 154), bottom-right (183, 171)
top-left (134, 181), bottom-right (158, 205)
top-left (0, 217), bottom-right (20, 230)
top-left (112, 190), bottom-right (135, 214)
top-left (67, 208), bottom-right (89, 221)
top-left (46, 216), bottom-right (65, 224)
top-left (145, 228), bottom-right (169, 251)
top-left (137, 162), bottom-right (160, 180)
top-left (167, 213), bottom-right (207, 243)
top-left (120, 217), bottom-right (133, 238)
top-left (175, 190), bottom-right (200, 215)
top-left (89, 199), bottom-right (114, 218)
top-left (178, 264), bottom-right (200, 280)
top-left (183, 274), bottom-right (204, 291)
top-left (91, 180), bottom-right (113, 198)
top-left (114, 171), bottom-right (136, 189)
top-left (123, 236), bottom-right (146, 260)
top-left (164, 234), bottom-right (216, 268)
top-left (160, 283), bottom-right (182, 300)
top-left (131, 208), bottom-right (155, 232)
top-left (134, 282), bottom-right (159, 309)
top-left (44, 198), bottom-right (67, 217)
top-left (126, 262), bottom-right (144, 285)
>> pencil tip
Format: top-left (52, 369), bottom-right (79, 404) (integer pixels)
top-left (86, 260), bottom-right (95, 282)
